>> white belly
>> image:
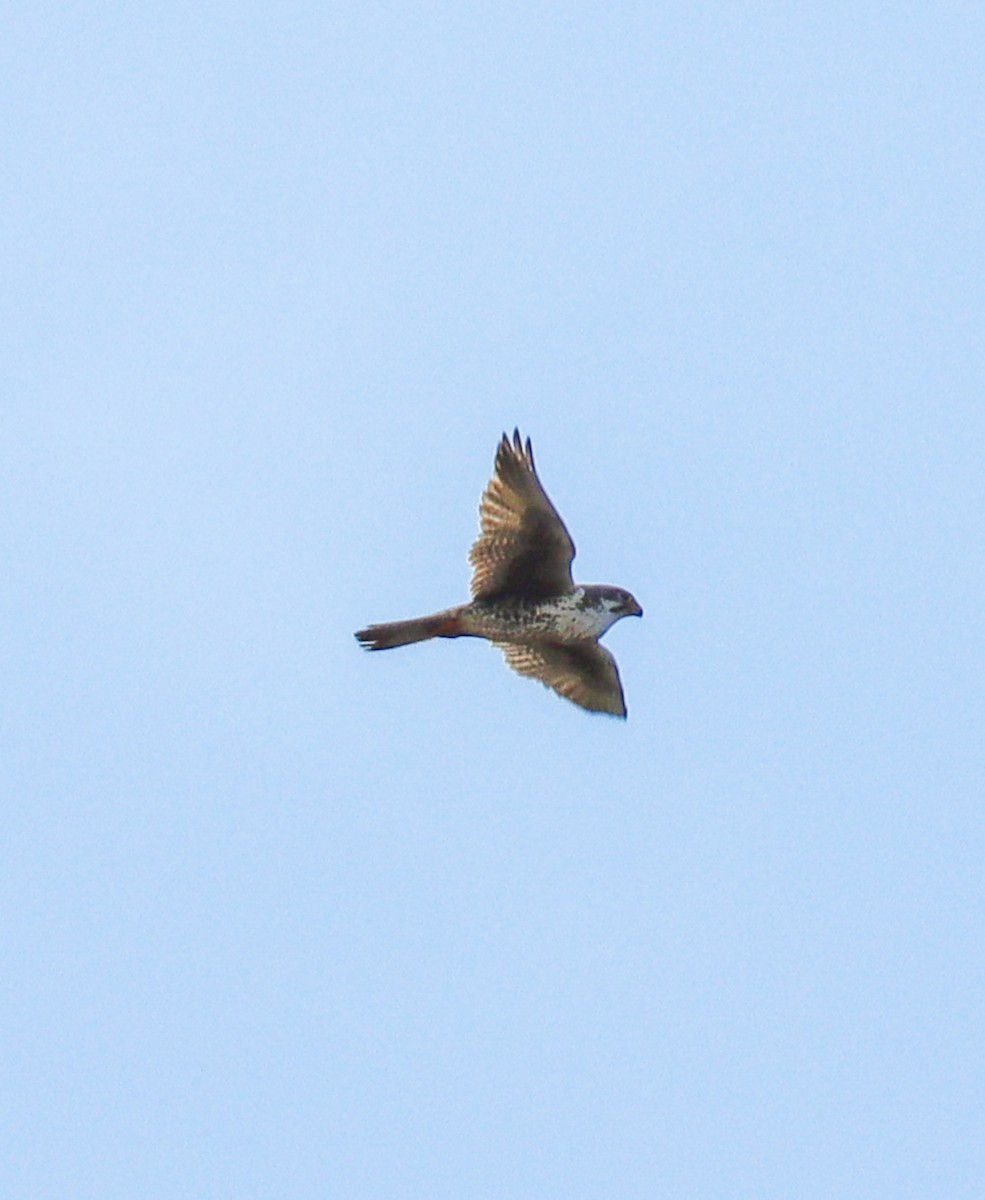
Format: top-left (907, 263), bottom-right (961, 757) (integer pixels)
top-left (465, 589), bottom-right (619, 643)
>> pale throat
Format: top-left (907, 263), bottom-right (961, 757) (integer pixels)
top-left (549, 588), bottom-right (624, 639)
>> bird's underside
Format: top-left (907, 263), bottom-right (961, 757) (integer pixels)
top-left (355, 430), bottom-right (641, 717)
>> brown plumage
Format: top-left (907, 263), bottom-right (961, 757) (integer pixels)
top-left (355, 430), bottom-right (641, 717)
top-left (469, 432), bottom-right (575, 602)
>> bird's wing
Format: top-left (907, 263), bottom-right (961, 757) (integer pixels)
top-left (469, 430), bottom-right (576, 601)
top-left (497, 640), bottom-right (627, 718)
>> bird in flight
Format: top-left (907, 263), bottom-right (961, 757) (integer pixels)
top-left (355, 430), bottom-right (642, 717)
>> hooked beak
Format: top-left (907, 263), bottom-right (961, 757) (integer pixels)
top-left (627, 598), bottom-right (643, 618)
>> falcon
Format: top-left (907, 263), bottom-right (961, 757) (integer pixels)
top-left (355, 430), bottom-right (642, 717)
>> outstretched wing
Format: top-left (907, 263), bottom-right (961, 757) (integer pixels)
top-left (497, 640), bottom-right (627, 718)
top-left (469, 430), bottom-right (576, 601)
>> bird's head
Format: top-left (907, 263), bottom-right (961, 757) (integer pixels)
top-left (604, 588), bottom-right (643, 619)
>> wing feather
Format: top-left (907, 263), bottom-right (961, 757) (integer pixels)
top-left (469, 430), bottom-right (576, 601)
top-left (497, 640), bottom-right (627, 718)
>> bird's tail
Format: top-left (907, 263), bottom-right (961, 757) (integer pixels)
top-left (354, 610), bottom-right (463, 651)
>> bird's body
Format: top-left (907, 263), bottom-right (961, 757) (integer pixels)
top-left (355, 431), bottom-right (641, 716)
top-left (447, 587), bottom-right (634, 642)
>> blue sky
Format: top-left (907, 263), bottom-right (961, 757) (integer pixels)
top-left (3, 4), bottom-right (983, 1197)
